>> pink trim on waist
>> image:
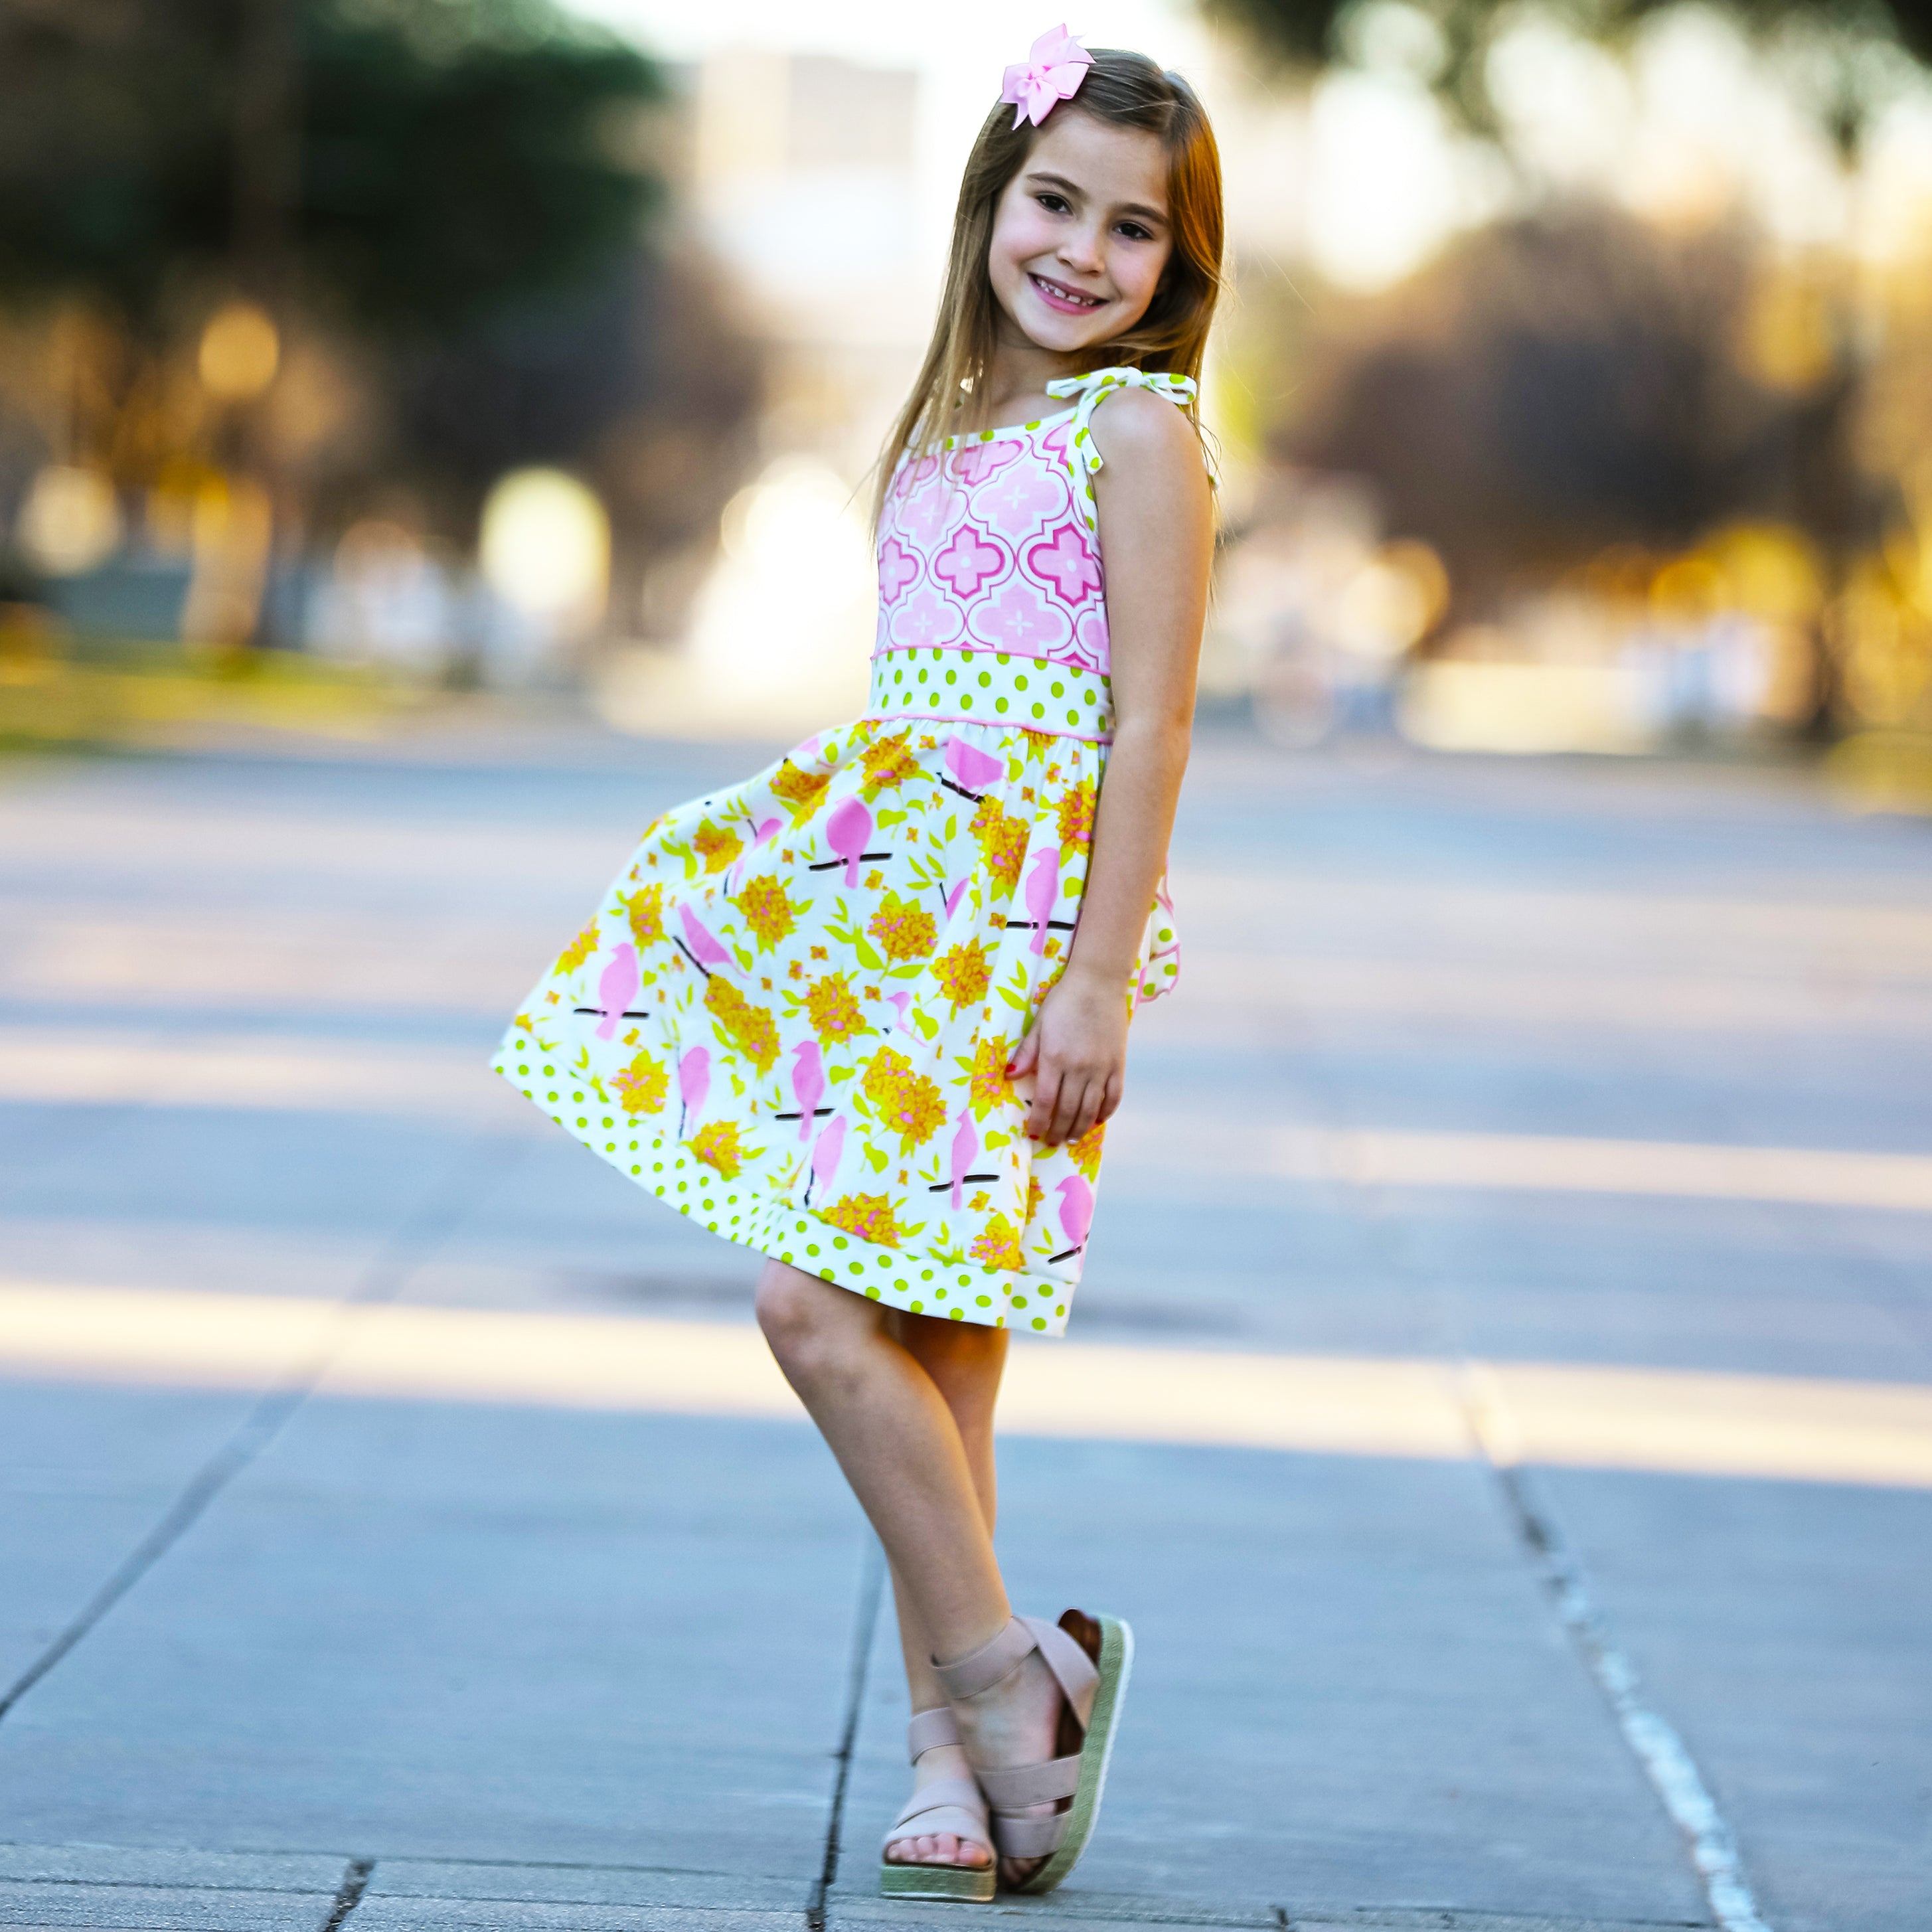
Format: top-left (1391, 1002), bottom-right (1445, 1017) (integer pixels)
top-left (862, 706), bottom-right (1113, 746)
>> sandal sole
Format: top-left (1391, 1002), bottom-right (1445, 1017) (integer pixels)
top-left (879, 1860), bottom-right (997, 1903)
top-left (1010, 1612), bottom-right (1133, 1896)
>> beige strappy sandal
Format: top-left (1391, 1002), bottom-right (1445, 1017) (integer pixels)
top-left (934, 1608), bottom-right (1133, 1896)
top-left (878, 1706), bottom-right (998, 1903)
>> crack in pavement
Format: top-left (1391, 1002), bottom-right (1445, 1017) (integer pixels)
top-left (319, 1856), bottom-right (375, 1931)
top-left (0, 1132), bottom-right (515, 1729)
top-left (808, 1536), bottom-right (886, 1931)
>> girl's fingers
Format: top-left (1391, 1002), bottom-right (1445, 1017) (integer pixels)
top-left (1098, 1072), bottom-right (1124, 1123)
top-left (1028, 1064), bottom-right (1064, 1141)
top-left (1008, 1030), bottom-right (1038, 1077)
top-left (1050, 1074), bottom-right (1088, 1147)
top-left (1071, 1078), bottom-right (1105, 1143)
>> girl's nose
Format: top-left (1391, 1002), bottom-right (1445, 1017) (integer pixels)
top-left (1058, 226), bottom-right (1106, 273)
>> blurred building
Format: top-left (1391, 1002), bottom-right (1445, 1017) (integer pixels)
top-left (687, 48), bottom-right (925, 482)
top-left (598, 48), bottom-right (926, 738)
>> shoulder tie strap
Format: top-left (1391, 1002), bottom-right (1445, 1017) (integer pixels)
top-left (1043, 366), bottom-right (1206, 533)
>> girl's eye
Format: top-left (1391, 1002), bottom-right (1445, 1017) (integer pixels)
top-left (1036, 194), bottom-right (1070, 213)
top-left (1117, 222), bottom-right (1154, 242)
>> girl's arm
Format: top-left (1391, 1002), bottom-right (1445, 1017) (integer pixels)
top-left (1009, 387), bottom-right (1214, 1145)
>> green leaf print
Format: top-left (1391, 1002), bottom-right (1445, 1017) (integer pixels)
top-left (852, 937), bottom-right (885, 972)
top-left (732, 945), bottom-right (754, 972)
top-left (914, 1010), bottom-right (939, 1040)
top-left (984, 1130), bottom-right (1010, 1151)
top-left (864, 1145), bottom-right (890, 1173)
top-left (877, 808), bottom-right (908, 829)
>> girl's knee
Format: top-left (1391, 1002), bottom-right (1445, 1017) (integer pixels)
top-left (754, 1263), bottom-right (851, 1378)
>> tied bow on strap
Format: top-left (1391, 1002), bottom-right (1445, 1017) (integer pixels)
top-left (1001, 24), bottom-right (1093, 127)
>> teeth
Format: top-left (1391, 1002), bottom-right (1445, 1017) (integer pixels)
top-left (1036, 276), bottom-right (1100, 307)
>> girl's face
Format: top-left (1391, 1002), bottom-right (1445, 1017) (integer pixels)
top-left (987, 110), bottom-right (1173, 358)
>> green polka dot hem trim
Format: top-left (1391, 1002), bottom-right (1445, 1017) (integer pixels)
top-left (488, 1050), bottom-right (1078, 1339)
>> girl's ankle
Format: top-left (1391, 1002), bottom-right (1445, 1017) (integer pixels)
top-left (912, 1740), bottom-right (972, 1785)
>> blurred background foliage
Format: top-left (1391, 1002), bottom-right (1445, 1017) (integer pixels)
top-left (0, 0), bottom-right (759, 682)
top-left (0, 0), bottom-right (1929, 785)
top-left (1211, 0), bottom-right (1932, 153)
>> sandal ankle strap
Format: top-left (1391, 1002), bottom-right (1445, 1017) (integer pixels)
top-left (906, 1706), bottom-right (961, 1761)
top-left (932, 1611), bottom-right (1101, 1717)
top-left (932, 1615), bottom-right (1034, 1701)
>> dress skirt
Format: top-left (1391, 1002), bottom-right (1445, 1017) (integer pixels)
top-left (491, 645), bottom-right (1178, 1336)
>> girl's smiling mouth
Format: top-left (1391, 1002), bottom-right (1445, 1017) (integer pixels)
top-left (1028, 272), bottom-right (1107, 313)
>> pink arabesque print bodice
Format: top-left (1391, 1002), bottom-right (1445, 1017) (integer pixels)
top-left (868, 367), bottom-right (1198, 742)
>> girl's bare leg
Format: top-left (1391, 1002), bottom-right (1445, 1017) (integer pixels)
top-left (754, 1263), bottom-right (1061, 1878)
top-left (882, 1309), bottom-right (1006, 1867)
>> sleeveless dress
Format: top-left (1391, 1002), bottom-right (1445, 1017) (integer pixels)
top-left (491, 367), bottom-right (1192, 1336)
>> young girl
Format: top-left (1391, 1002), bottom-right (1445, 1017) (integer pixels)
top-left (493, 28), bottom-right (1220, 1903)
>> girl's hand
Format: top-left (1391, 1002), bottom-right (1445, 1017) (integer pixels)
top-left (1007, 967), bottom-right (1128, 1147)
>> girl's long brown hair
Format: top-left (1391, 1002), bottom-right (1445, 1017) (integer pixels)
top-left (872, 49), bottom-right (1225, 527)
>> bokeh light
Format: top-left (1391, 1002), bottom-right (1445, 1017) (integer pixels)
top-left (478, 469), bottom-right (611, 634)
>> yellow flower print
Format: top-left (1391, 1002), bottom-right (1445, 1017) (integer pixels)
top-left (960, 1034), bottom-right (1015, 1121)
top-left (1025, 1175), bottom-right (1044, 1224)
top-left (860, 1046), bottom-right (947, 1151)
top-left (969, 796), bottom-right (1029, 894)
top-left (1065, 1119), bottom-right (1105, 1180)
top-left (771, 759), bottom-right (831, 825)
top-left (704, 977), bottom-right (780, 1074)
top-left (690, 1120), bottom-right (745, 1179)
top-left (1056, 777), bottom-right (1096, 858)
top-left (819, 1192), bottom-right (907, 1248)
top-left (804, 971), bottom-right (870, 1044)
top-left (613, 1049), bottom-right (669, 1115)
top-left (969, 1214), bottom-right (1026, 1271)
top-left (735, 875), bottom-right (799, 951)
top-left (868, 890), bottom-right (937, 964)
top-left (619, 884), bottom-right (664, 948)
top-left (692, 819), bottom-right (743, 874)
top-left (554, 922), bottom-right (600, 975)
top-left (931, 941), bottom-right (993, 1013)
top-left (860, 729), bottom-right (920, 793)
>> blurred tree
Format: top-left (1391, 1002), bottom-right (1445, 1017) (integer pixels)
top-left (1293, 210), bottom-right (1883, 612)
top-left (1208, 0), bottom-right (1932, 156)
top-left (0, 0), bottom-right (762, 662)
top-left (0, 0), bottom-right (661, 334)
top-left (1210, 0), bottom-right (1913, 729)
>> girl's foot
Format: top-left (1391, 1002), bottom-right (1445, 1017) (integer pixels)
top-left (937, 1609), bottom-right (1132, 1894)
top-left (947, 1645), bottom-right (1065, 1888)
top-left (879, 1710), bottom-right (997, 1902)
top-left (882, 1741), bottom-right (994, 1869)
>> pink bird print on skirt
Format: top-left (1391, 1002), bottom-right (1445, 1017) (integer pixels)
top-left (594, 943), bottom-right (639, 1040)
top-left (785, 1038), bottom-right (828, 1140)
top-left (677, 1046), bottom-right (710, 1138)
top-left (927, 1105), bottom-right (998, 1210)
top-left (814, 798), bottom-right (880, 888)
top-left (805, 1115), bottom-right (845, 1205)
top-left (676, 903), bottom-right (732, 978)
top-left (728, 816), bottom-right (783, 896)
top-left (941, 736), bottom-right (1004, 802)
top-left (1021, 846), bottom-right (1060, 956)
top-left (1049, 1173), bottom-right (1093, 1263)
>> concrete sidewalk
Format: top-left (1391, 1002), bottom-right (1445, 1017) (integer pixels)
top-left (0, 716), bottom-right (1927, 1931)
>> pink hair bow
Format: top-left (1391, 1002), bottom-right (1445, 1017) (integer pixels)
top-left (1001, 24), bottom-right (1093, 128)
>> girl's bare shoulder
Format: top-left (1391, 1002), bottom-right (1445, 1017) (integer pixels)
top-left (1087, 381), bottom-right (1204, 479)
